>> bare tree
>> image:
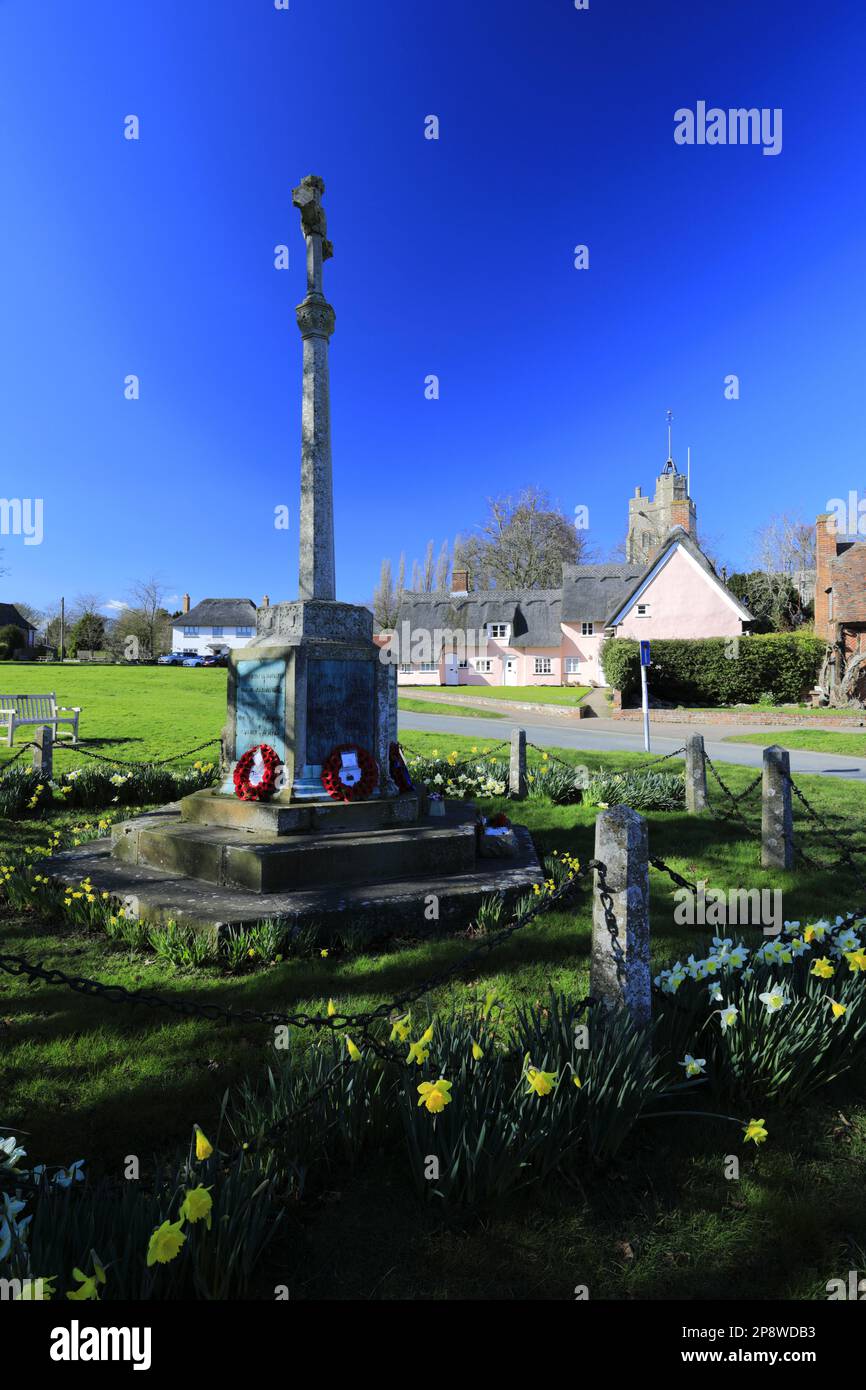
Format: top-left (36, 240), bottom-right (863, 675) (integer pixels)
top-left (751, 514), bottom-right (815, 628)
top-left (422, 540), bottom-right (435, 593)
top-left (127, 578), bottom-right (172, 658)
top-left (372, 558), bottom-right (399, 629)
top-left (461, 487), bottom-right (588, 589)
top-left (434, 539), bottom-right (450, 592)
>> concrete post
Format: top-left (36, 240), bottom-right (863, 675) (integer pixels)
top-left (32, 725), bottom-right (53, 780)
top-left (591, 805), bottom-right (651, 1029)
top-left (684, 734), bottom-right (708, 814)
top-left (761, 744), bottom-right (794, 869)
top-left (509, 727), bottom-right (527, 800)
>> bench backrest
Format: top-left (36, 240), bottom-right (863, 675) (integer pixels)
top-left (0, 693), bottom-right (58, 719)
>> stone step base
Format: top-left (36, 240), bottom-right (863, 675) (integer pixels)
top-left (179, 788), bottom-right (420, 835)
top-left (43, 826), bottom-right (543, 935)
top-left (111, 803), bottom-right (477, 894)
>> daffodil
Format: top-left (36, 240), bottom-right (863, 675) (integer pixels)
top-left (179, 1185), bottom-right (213, 1229)
top-left (146, 1219), bottom-right (187, 1266)
top-left (346, 1036), bottom-right (362, 1062)
top-left (389, 1013), bottom-right (411, 1042)
top-left (719, 1005), bottom-right (738, 1032)
top-left (525, 1064), bottom-right (557, 1097)
top-left (680, 1054), bottom-right (706, 1077)
top-left (830, 999), bottom-right (848, 1019)
top-left (471, 1039), bottom-right (484, 1061)
top-left (320, 948), bottom-right (329, 958)
top-left (16, 1276), bottom-right (56, 1300)
top-left (66, 1259), bottom-right (106, 1301)
top-left (758, 988), bottom-right (788, 1014)
top-left (811, 956), bottom-right (834, 979)
top-left (193, 1124), bottom-right (213, 1161)
top-left (327, 998), bottom-right (336, 1016)
top-left (417, 1078), bottom-right (453, 1113)
top-left (844, 949), bottom-right (866, 973)
top-left (743, 1118), bottom-right (768, 1146)
top-left (572, 1075), bottom-right (582, 1089)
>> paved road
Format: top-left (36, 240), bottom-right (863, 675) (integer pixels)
top-left (398, 710), bottom-right (866, 783)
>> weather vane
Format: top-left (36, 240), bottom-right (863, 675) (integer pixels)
top-left (666, 408), bottom-right (673, 460)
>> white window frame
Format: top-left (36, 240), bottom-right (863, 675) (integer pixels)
top-left (487, 623), bottom-right (510, 640)
top-left (475, 659), bottom-right (494, 674)
top-left (635, 604), bottom-right (650, 618)
top-left (564, 656), bottom-right (580, 674)
top-left (581, 621), bottom-right (594, 637)
top-left (534, 657), bottom-right (552, 676)
top-left (183, 626), bottom-right (199, 637)
top-left (418, 662), bottom-right (437, 673)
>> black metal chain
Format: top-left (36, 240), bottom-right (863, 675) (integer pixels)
top-left (704, 754), bottom-right (762, 836)
top-left (649, 856), bottom-right (701, 897)
top-left (69, 738), bottom-right (222, 770)
top-left (0, 742), bottom-right (37, 775)
top-left (400, 740), bottom-right (510, 769)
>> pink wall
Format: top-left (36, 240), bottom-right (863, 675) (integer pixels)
top-left (615, 547), bottom-right (743, 639)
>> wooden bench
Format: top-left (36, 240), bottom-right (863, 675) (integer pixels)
top-left (0, 693), bottom-right (81, 747)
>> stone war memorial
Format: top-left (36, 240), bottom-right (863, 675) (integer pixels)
top-left (49, 176), bottom-right (543, 934)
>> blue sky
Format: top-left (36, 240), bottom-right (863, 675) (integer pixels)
top-left (2, 0), bottom-right (865, 618)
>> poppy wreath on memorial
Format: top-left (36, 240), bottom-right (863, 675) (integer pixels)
top-left (233, 743), bottom-right (282, 802)
top-left (320, 743), bottom-right (379, 802)
top-left (389, 741), bottom-right (413, 793)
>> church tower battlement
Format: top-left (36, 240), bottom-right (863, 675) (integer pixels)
top-left (626, 415), bottom-right (697, 563)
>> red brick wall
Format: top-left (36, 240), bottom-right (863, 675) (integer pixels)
top-left (814, 512), bottom-right (837, 640)
top-left (835, 545), bottom-right (866, 624)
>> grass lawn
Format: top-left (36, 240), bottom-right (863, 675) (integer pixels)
top-left (397, 696), bottom-right (505, 719)
top-left (0, 662), bottom-right (226, 772)
top-left (410, 683), bottom-right (591, 706)
top-left (4, 701), bottom-right (866, 1298)
top-left (726, 729), bottom-right (866, 758)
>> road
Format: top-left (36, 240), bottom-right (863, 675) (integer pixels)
top-left (398, 710), bottom-right (866, 783)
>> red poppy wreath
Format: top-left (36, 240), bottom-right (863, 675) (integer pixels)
top-left (321, 743), bottom-right (379, 802)
top-left (233, 743), bottom-right (282, 801)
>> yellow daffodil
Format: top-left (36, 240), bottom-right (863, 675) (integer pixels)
top-left (66, 1260), bottom-right (106, 1302)
top-left (525, 1065), bottom-right (558, 1097)
top-left (320, 948), bottom-right (329, 958)
top-left (193, 1124), bottom-right (213, 1161)
top-left (844, 949), bottom-right (866, 973)
top-left (179, 1185), bottom-right (213, 1229)
top-left (471, 1039), bottom-right (484, 1061)
top-left (16, 1276), bottom-right (56, 1300)
top-left (811, 957), bottom-right (834, 979)
top-left (389, 1013), bottom-right (411, 1042)
top-left (346, 1036), bottom-right (362, 1062)
top-left (572, 1075), bottom-right (582, 1089)
top-left (743, 1118), bottom-right (768, 1146)
top-left (146, 1219), bottom-right (187, 1266)
top-left (830, 999), bottom-right (847, 1019)
top-left (327, 998), bottom-right (336, 1016)
top-left (417, 1078), bottom-right (453, 1113)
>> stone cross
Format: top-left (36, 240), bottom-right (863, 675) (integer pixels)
top-left (293, 174), bottom-right (337, 602)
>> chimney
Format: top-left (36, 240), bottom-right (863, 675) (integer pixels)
top-left (182, 593), bottom-right (191, 614)
top-left (451, 568), bottom-right (470, 597)
top-left (261, 594), bottom-right (270, 608)
top-left (814, 513), bottom-right (838, 641)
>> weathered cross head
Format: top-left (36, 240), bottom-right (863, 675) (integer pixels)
top-left (292, 174), bottom-right (333, 261)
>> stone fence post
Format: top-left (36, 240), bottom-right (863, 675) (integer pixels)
top-left (509, 727), bottom-right (527, 800)
top-left (684, 734), bottom-right (708, 813)
top-left (32, 725), bottom-right (53, 780)
top-left (761, 744), bottom-right (794, 869)
top-left (591, 805), bottom-right (651, 1030)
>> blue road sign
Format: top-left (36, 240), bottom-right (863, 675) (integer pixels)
top-left (640, 640), bottom-right (651, 667)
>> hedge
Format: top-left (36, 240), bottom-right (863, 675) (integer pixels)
top-left (599, 634), bottom-right (826, 706)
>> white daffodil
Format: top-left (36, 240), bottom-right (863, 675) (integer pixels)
top-left (728, 945), bottom-right (749, 969)
top-left (759, 987), bottom-right (788, 1014)
top-left (680, 1054), bottom-right (707, 1077)
top-left (719, 1005), bottom-right (738, 1032)
top-left (707, 981), bottom-right (723, 1004)
top-left (790, 937), bottom-right (810, 958)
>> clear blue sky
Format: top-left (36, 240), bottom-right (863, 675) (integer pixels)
top-left (2, 0), bottom-right (865, 617)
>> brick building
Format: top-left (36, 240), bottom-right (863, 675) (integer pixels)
top-left (814, 512), bottom-right (866, 701)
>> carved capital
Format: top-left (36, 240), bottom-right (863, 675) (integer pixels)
top-left (295, 298), bottom-right (336, 339)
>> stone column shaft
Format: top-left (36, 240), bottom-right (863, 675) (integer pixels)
top-left (591, 805), bottom-right (651, 1030)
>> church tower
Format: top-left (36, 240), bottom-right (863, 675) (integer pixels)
top-left (626, 417), bottom-right (697, 564)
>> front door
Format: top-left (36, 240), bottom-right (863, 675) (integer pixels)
top-left (504, 657), bottom-right (518, 686)
top-left (443, 654), bottom-right (459, 686)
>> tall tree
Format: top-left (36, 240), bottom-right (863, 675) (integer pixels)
top-left (127, 578), bottom-right (171, 658)
top-left (749, 513), bottom-right (815, 629)
top-left (372, 558), bottom-right (399, 629)
top-left (434, 539), bottom-right (450, 592)
top-left (462, 487), bottom-right (587, 589)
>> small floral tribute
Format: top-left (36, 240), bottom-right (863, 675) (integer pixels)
top-left (320, 743), bottom-right (378, 802)
top-left (388, 741), bottom-right (413, 793)
top-left (233, 744), bottom-right (282, 802)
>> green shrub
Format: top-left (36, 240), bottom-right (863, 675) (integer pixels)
top-left (600, 634), bottom-right (825, 706)
top-left (584, 768), bottom-right (684, 811)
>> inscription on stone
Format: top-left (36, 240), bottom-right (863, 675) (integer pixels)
top-left (234, 659), bottom-right (287, 763)
top-left (307, 659), bottom-right (373, 764)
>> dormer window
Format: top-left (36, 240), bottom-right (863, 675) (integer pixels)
top-left (487, 623), bottom-right (510, 640)
top-left (581, 621), bottom-right (594, 636)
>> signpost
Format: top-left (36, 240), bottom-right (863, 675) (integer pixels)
top-left (639, 640), bottom-right (651, 752)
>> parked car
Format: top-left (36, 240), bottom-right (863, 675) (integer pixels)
top-left (182, 654), bottom-right (206, 667)
top-left (157, 653), bottom-right (185, 666)
top-left (203, 654), bottom-right (229, 667)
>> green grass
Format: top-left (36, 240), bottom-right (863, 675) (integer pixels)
top-left (410, 683), bottom-right (591, 706)
top-left (5, 723), bottom-right (866, 1297)
top-left (0, 662), bottom-right (225, 772)
top-left (397, 696), bottom-right (505, 719)
top-left (680, 702), bottom-right (864, 720)
top-left (727, 729), bottom-right (866, 757)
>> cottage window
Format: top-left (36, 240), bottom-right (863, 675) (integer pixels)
top-left (475, 659), bottom-right (494, 673)
top-left (581, 622), bottom-right (594, 637)
top-left (636, 604), bottom-right (650, 617)
top-left (183, 626), bottom-right (199, 637)
top-left (487, 623), bottom-right (510, 640)
top-left (534, 657), bottom-right (552, 675)
top-left (564, 656), bottom-right (580, 674)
